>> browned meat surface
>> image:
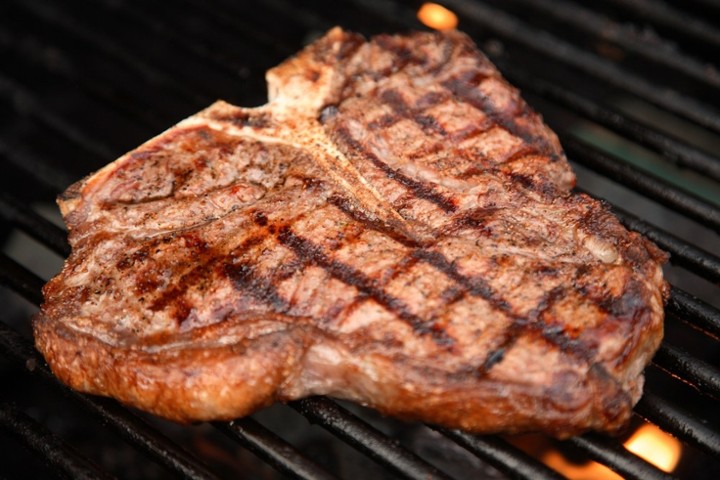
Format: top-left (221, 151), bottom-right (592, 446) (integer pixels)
top-left (34, 28), bottom-right (668, 437)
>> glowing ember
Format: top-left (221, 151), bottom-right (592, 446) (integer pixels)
top-left (417, 3), bottom-right (458, 31)
top-left (624, 424), bottom-right (682, 472)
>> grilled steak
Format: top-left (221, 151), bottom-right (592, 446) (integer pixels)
top-left (34, 28), bottom-right (667, 436)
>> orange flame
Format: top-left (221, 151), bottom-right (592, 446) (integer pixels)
top-left (542, 450), bottom-right (622, 480)
top-left (624, 424), bottom-right (682, 472)
top-left (541, 423), bottom-right (682, 479)
top-left (417, 3), bottom-right (458, 31)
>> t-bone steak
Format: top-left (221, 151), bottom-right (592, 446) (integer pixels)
top-left (34, 28), bottom-right (668, 436)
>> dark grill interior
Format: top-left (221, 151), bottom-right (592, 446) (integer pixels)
top-left (1, 0), bottom-right (719, 478)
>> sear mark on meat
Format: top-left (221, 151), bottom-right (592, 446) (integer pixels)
top-left (34, 28), bottom-right (668, 437)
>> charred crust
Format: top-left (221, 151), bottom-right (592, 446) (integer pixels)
top-left (441, 74), bottom-right (559, 159)
top-left (412, 248), bottom-right (511, 312)
top-left (450, 206), bottom-right (498, 233)
top-left (415, 91), bottom-right (448, 110)
top-left (223, 261), bottom-right (291, 313)
top-left (252, 211), bottom-right (268, 226)
top-left (333, 30), bottom-right (366, 61)
top-left (367, 113), bottom-right (398, 130)
top-left (507, 172), bottom-right (535, 190)
top-left (327, 193), bottom-right (421, 247)
top-left (276, 225), bottom-right (454, 346)
top-left (379, 88), bottom-right (447, 136)
top-left (333, 125), bottom-right (458, 213)
top-left (211, 111), bottom-right (270, 129)
top-left (116, 247), bottom-right (149, 271)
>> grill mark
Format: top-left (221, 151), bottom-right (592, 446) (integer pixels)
top-left (368, 113), bottom-right (399, 130)
top-left (334, 126), bottom-right (457, 213)
top-left (333, 292), bottom-right (373, 330)
top-left (372, 35), bottom-right (420, 77)
top-left (456, 161), bottom-right (491, 179)
top-left (271, 255), bottom-right (309, 283)
top-left (503, 144), bottom-right (540, 165)
top-left (225, 218), bottom-right (614, 388)
top-left (449, 119), bottom-right (496, 144)
top-left (415, 90), bottom-right (448, 110)
top-left (381, 252), bottom-right (421, 286)
top-left (411, 248), bottom-right (601, 375)
top-left (415, 114), bottom-right (447, 136)
top-left (441, 73), bottom-right (557, 159)
top-left (223, 261), bottom-right (291, 313)
top-left (439, 284), bottom-right (468, 309)
top-left (408, 247), bottom-right (523, 374)
top-left (507, 172), bottom-right (535, 190)
top-left (476, 286), bottom-right (569, 375)
top-left (149, 233), bottom-right (269, 325)
top-left (380, 89), bottom-right (448, 137)
top-left (277, 226), bottom-right (453, 346)
top-left (449, 206), bottom-right (500, 234)
top-left (426, 37), bottom-right (457, 75)
top-left (327, 193), bottom-right (422, 248)
top-left (223, 224), bottom-right (296, 313)
top-left (149, 267), bottom-right (204, 318)
top-left (412, 249), bottom-right (511, 311)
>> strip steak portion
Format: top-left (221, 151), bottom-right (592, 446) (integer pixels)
top-left (34, 28), bottom-right (667, 437)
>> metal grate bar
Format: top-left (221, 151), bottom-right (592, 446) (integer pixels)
top-left (216, 418), bottom-right (337, 480)
top-left (0, 193), bottom-right (70, 257)
top-left (506, 0), bottom-right (720, 90)
top-left (0, 72), bottom-right (116, 160)
top-left (0, 140), bottom-right (75, 193)
top-left (0, 19), bottom-right (190, 131)
top-left (178, 0), bottom-right (297, 56)
top-left (652, 343), bottom-right (720, 399)
top-left (0, 321), bottom-right (222, 480)
top-left (636, 391), bottom-right (720, 458)
top-left (9, 0), bottom-right (209, 108)
top-left (76, 398), bottom-right (222, 480)
top-left (565, 434), bottom-right (677, 480)
top-left (603, 0), bottom-right (720, 49)
top-left (0, 25), bottom-right (165, 132)
top-left (85, 0), bottom-right (253, 79)
top-left (436, 428), bottom-right (565, 480)
top-left (607, 204), bottom-right (720, 284)
top-left (291, 397), bottom-right (453, 480)
top-left (64, 0), bottom-right (274, 104)
top-left (437, 0), bottom-right (720, 133)
top-left (501, 67), bottom-right (720, 183)
top-left (0, 402), bottom-right (115, 480)
top-left (563, 136), bottom-right (720, 232)
top-left (220, 0), bottom-right (339, 36)
top-left (0, 252), bottom-right (44, 305)
top-left (667, 287), bottom-right (720, 339)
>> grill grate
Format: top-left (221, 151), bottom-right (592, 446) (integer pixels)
top-left (1, 0), bottom-right (719, 479)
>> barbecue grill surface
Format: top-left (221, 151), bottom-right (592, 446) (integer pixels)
top-left (1, 1), bottom-right (719, 479)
